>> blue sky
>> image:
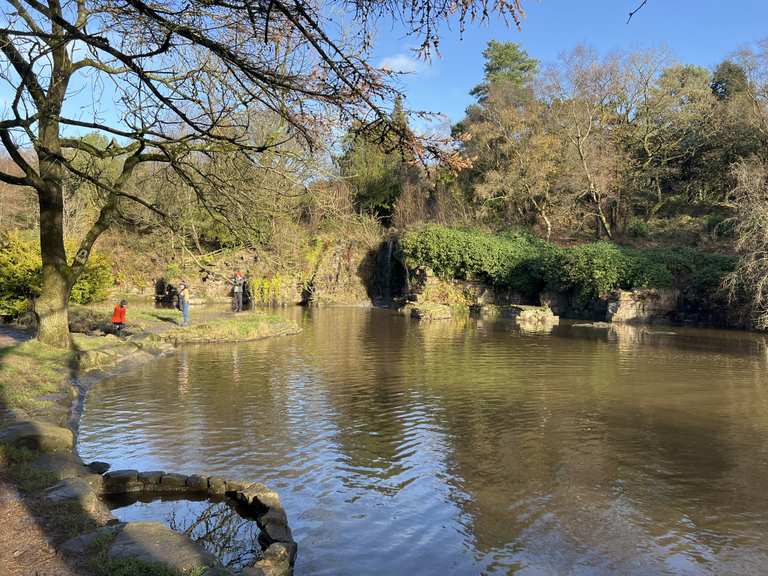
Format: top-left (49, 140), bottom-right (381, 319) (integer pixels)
top-left (371, 0), bottom-right (768, 124)
top-left (3, 1), bottom-right (767, 141)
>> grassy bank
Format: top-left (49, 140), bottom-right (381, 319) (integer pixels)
top-left (159, 312), bottom-right (301, 343)
top-left (0, 307), bottom-right (301, 575)
top-left (0, 339), bottom-right (75, 414)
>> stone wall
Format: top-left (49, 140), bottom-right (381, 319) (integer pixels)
top-left (56, 465), bottom-right (297, 576)
top-left (606, 288), bottom-right (680, 324)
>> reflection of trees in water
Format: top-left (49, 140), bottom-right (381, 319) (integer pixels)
top-left (167, 500), bottom-right (261, 569)
top-left (85, 309), bottom-right (768, 573)
top-left (413, 318), bottom-right (768, 569)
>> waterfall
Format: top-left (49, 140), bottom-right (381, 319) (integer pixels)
top-left (382, 237), bottom-right (394, 299)
top-left (374, 237), bottom-right (408, 304)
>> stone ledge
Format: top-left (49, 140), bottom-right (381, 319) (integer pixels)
top-left (93, 467), bottom-right (296, 576)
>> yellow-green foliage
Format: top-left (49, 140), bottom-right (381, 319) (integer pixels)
top-left (304, 238), bottom-right (327, 268)
top-left (0, 231), bottom-right (41, 317)
top-left (421, 280), bottom-right (473, 307)
top-left (249, 275), bottom-right (285, 305)
top-left (302, 238), bottom-right (329, 282)
top-left (0, 232), bottom-right (113, 319)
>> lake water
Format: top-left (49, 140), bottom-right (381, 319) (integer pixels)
top-left (77, 307), bottom-right (768, 575)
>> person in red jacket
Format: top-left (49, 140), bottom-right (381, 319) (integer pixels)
top-left (112, 299), bottom-right (127, 333)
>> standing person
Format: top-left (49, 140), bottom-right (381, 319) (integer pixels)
top-left (112, 299), bottom-right (127, 333)
top-left (178, 281), bottom-right (191, 326)
top-left (231, 271), bottom-right (244, 313)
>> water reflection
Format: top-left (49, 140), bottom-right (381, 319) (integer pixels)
top-left (79, 309), bottom-right (768, 575)
top-left (107, 496), bottom-right (261, 569)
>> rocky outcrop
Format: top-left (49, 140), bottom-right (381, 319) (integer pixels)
top-left (606, 288), bottom-right (680, 324)
top-left (111, 522), bottom-right (223, 571)
top-left (43, 476), bottom-right (107, 515)
top-left (477, 304), bottom-right (560, 333)
top-left (403, 302), bottom-right (453, 321)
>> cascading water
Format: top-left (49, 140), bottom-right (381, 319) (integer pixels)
top-left (373, 237), bottom-right (408, 305)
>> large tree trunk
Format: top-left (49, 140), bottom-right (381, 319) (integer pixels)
top-left (35, 256), bottom-right (72, 350)
top-left (36, 119), bottom-right (72, 349)
top-left (36, 190), bottom-right (72, 349)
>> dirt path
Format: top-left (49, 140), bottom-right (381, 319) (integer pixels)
top-left (0, 477), bottom-right (80, 576)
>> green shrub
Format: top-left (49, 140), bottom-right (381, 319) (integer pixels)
top-left (0, 232), bottom-right (113, 319)
top-left (627, 217), bottom-right (650, 238)
top-left (401, 225), bottom-right (733, 306)
top-left (638, 246), bottom-right (735, 300)
top-left (401, 225), bottom-right (544, 296)
top-left (0, 232), bottom-right (42, 317)
top-left (69, 249), bottom-right (113, 304)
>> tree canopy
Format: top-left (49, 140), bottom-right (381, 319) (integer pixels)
top-left (0, 0), bottom-right (526, 347)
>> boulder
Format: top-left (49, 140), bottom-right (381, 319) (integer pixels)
top-left (186, 474), bottom-right (208, 491)
top-left (513, 305), bottom-right (559, 334)
top-left (606, 288), bottom-right (679, 324)
top-left (138, 470), bottom-right (165, 488)
top-left (30, 452), bottom-right (91, 480)
top-left (237, 482), bottom-right (271, 505)
top-left (160, 472), bottom-right (188, 490)
top-left (107, 522), bottom-right (223, 572)
top-left (0, 420), bottom-right (73, 452)
top-left (406, 303), bottom-right (452, 321)
top-left (247, 542), bottom-right (294, 576)
top-left (87, 461), bottom-right (111, 475)
top-left (44, 477), bottom-right (102, 514)
top-left (207, 476), bottom-right (227, 496)
top-left (60, 524), bottom-right (123, 557)
top-left (224, 479), bottom-right (248, 492)
top-left (63, 522), bottom-right (230, 574)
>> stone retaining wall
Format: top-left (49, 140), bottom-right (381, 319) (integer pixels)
top-left (1, 416), bottom-right (296, 575)
top-left (606, 288), bottom-right (680, 324)
top-left (98, 468), bottom-right (297, 575)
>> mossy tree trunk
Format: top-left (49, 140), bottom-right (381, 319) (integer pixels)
top-left (36, 141), bottom-right (73, 349)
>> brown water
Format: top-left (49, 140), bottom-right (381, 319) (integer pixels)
top-left (77, 307), bottom-right (768, 575)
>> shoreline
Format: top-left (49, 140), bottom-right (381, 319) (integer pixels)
top-left (0, 307), bottom-right (301, 576)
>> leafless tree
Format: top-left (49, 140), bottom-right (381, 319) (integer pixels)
top-left (727, 158), bottom-right (768, 329)
top-left (0, 0), bottom-right (525, 347)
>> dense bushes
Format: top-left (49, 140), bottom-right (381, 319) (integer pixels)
top-left (0, 232), bottom-right (113, 319)
top-left (401, 225), bottom-right (735, 305)
top-left (400, 225), bottom-right (545, 297)
top-left (0, 232), bottom-right (40, 318)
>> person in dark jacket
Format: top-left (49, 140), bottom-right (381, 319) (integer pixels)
top-left (231, 271), bottom-right (245, 313)
top-left (112, 299), bottom-right (127, 332)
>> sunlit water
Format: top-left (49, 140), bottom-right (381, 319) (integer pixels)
top-left (77, 307), bottom-right (768, 575)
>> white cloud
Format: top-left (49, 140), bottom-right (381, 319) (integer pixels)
top-left (378, 54), bottom-right (423, 74)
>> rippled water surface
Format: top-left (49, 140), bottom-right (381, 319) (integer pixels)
top-left (77, 307), bottom-right (768, 575)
